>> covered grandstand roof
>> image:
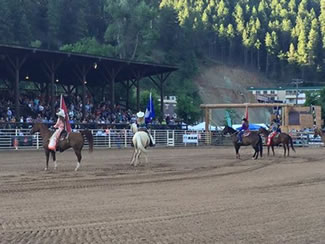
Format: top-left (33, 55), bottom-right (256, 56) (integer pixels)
top-left (0, 44), bottom-right (177, 86)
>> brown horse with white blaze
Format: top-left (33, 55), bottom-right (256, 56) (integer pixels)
top-left (30, 123), bottom-right (93, 171)
top-left (258, 127), bottom-right (295, 157)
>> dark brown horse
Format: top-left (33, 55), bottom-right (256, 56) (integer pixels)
top-left (258, 127), bottom-right (295, 157)
top-left (222, 126), bottom-right (263, 159)
top-left (30, 123), bottom-right (93, 171)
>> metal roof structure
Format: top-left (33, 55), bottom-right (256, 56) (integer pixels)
top-left (0, 44), bottom-right (177, 86)
top-left (0, 44), bottom-right (178, 119)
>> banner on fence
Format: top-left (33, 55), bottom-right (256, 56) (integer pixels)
top-left (183, 134), bottom-right (198, 144)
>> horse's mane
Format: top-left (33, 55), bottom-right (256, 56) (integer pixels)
top-left (225, 125), bottom-right (237, 134)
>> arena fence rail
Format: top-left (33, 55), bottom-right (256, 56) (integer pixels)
top-left (0, 129), bottom-right (322, 150)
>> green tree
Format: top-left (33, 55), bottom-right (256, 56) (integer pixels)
top-left (176, 94), bottom-right (201, 124)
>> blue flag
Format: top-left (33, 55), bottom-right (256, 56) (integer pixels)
top-left (145, 93), bottom-right (155, 123)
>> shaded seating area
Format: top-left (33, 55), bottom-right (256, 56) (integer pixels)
top-left (0, 44), bottom-right (177, 122)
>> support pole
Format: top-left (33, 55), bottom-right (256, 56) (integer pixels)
top-left (74, 64), bottom-right (91, 120)
top-left (6, 56), bottom-right (27, 120)
top-left (126, 80), bottom-right (130, 110)
top-left (136, 79), bottom-right (140, 111)
top-left (14, 64), bottom-right (20, 119)
top-left (160, 79), bottom-right (164, 119)
top-left (111, 76), bottom-right (115, 109)
top-left (205, 108), bottom-right (210, 132)
top-left (101, 66), bottom-right (120, 110)
top-left (51, 70), bottom-right (55, 117)
top-left (82, 78), bottom-right (86, 120)
top-left (148, 73), bottom-right (172, 121)
top-left (205, 108), bottom-right (211, 145)
top-left (43, 60), bottom-right (62, 119)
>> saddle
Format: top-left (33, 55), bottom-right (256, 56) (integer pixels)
top-left (58, 131), bottom-right (70, 152)
top-left (59, 130), bottom-right (68, 141)
top-left (243, 131), bottom-right (251, 137)
top-left (136, 128), bottom-right (154, 147)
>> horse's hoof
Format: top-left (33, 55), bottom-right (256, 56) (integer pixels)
top-left (44, 167), bottom-right (48, 171)
top-left (75, 162), bottom-right (81, 171)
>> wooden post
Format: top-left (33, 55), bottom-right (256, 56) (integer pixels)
top-left (205, 108), bottom-right (211, 145)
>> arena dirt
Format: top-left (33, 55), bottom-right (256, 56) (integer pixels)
top-left (1, 146), bottom-right (325, 243)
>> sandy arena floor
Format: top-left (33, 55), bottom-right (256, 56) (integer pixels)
top-left (1, 146), bottom-right (325, 243)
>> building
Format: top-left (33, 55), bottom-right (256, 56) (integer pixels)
top-left (247, 86), bottom-right (324, 104)
top-left (158, 96), bottom-right (177, 118)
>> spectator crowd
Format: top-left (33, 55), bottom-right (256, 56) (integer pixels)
top-left (0, 92), bottom-right (178, 128)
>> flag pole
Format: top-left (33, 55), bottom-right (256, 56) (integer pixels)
top-left (60, 94), bottom-right (63, 108)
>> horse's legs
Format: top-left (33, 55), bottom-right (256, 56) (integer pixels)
top-left (45, 150), bottom-right (50, 171)
top-left (267, 146), bottom-right (270, 156)
top-left (144, 152), bottom-right (148, 165)
top-left (235, 145), bottom-right (240, 159)
top-left (130, 149), bottom-right (137, 166)
top-left (74, 149), bottom-right (82, 171)
top-left (286, 143), bottom-right (290, 157)
top-left (252, 145), bottom-right (259, 160)
top-left (51, 151), bottom-right (57, 170)
top-left (134, 150), bottom-right (141, 166)
top-left (271, 145), bottom-right (275, 156)
top-left (283, 144), bottom-right (286, 157)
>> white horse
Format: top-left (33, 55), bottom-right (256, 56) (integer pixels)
top-left (130, 123), bottom-right (154, 166)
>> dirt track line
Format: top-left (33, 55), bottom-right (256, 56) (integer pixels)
top-left (250, 176), bottom-right (325, 192)
top-left (0, 205), bottom-right (253, 234)
top-left (0, 160), bottom-right (276, 195)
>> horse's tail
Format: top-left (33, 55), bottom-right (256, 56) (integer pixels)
top-left (289, 136), bottom-right (295, 152)
top-left (259, 135), bottom-right (263, 157)
top-left (81, 130), bottom-right (93, 153)
top-left (135, 133), bottom-right (148, 153)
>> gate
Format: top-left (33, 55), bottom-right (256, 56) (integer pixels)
top-left (167, 130), bottom-right (175, 146)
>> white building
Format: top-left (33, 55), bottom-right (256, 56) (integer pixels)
top-left (247, 86), bottom-right (323, 104)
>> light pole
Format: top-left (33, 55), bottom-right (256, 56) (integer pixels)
top-left (291, 79), bottom-right (303, 105)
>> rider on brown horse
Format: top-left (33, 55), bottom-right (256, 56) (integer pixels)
top-left (267, 119), bottom-right (280, 146)
top-left (237, 118), bottom-right (249, 143)
top-left (48, 108), bottom-right (66, 151)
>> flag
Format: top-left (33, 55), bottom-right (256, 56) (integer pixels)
top-left (225, 110), bottom-right (232, 126)
top-left (145, 92), bottom-right (155, 123)
top-left (244, 105), bottom-right (249, 121)
top-left (60, 95), bottom-right (72, 133)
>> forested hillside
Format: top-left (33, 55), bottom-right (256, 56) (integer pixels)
top-left (1, 0), bottom-right (325, 123)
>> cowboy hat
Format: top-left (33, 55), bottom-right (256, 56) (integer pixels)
top-left (56, 109), bottom-right (65, 117)
top-left (136, 111), bottom-right (144, 118)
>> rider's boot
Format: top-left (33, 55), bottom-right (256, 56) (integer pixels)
top-left (149, 134), bottom-right (155, 147)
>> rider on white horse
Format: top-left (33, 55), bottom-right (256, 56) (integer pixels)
top-left (136, 111), bottom-right (155, 147)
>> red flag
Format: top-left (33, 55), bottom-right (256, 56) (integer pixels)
top-left (60, 95), bottom-right (72, 133)
top-left (245, 105), bottom-right (249, 121)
